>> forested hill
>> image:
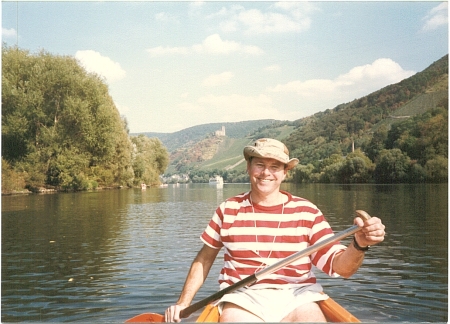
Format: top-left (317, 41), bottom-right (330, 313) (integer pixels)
top-left (136, 119), bottom-right (279, 152)
top-left (285, 54), bottom-right (448, 165)
top-left (281, 54), bottom-right (448, 183)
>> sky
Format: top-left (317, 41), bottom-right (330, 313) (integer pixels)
top-left (2, 1), bottom-right (448, 134)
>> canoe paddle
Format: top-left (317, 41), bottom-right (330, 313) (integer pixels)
top-left (126, 210), bottom-right (371, 323)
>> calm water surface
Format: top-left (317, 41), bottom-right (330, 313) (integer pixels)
top-left (2, 183), bottom-right (448, 322)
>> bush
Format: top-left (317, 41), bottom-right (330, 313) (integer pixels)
top-left (1, 158), bottom-right (26, 193)
top-left (425, 156), bottom-right (448, 183)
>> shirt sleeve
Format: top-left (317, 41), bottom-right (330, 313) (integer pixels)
top-left (200, 203), bottom-right (224, 249)
top-left (308, 207), bottom-right (347, 277)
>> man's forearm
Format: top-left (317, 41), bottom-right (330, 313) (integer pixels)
top-left (176, 261), bottom-right (209, 306)
top-left (176, 244), bottom-right (219, 306)
top-left (332, 238), bottom-right (366, 278)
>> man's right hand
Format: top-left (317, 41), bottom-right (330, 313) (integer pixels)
top-left (165, 304), bottom-right (187, 323)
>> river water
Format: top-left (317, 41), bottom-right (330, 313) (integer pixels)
top-left (2, 183), bottom-right (447, 322)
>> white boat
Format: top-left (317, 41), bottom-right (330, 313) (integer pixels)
top-left (209, 175), bottom-right (223, 185)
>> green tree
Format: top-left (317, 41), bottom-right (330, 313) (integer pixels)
top-left (338, 150), bottom-right (375, 183)
top-left (425, 156), bottom-right (448, 183)
top-left (2, 45), bottom-right (134, 190)
top-left (292, 164), bottom-right (315, 183)
top-left (366, 125), bottom-right (388, 161)
top-left (320, 162), bottom-right (343, 183)
top-left (131, 135), bottom-right (169, 185)
top-left (374, 149), bottom-right (411, 183)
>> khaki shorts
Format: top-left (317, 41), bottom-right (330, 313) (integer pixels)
top-left (216, 283), bottom-right (328, 322)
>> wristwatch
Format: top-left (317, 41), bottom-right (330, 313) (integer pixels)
top-left (353, 236), bottom-right (369, 252)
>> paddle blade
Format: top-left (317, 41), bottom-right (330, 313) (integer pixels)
top-left (195, 304), bottom-right (220, 322)
top-left (125, 313), bottom-right (164, 323)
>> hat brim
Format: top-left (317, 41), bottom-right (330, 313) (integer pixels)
top-left (244, 146), bottom-right (299, 170)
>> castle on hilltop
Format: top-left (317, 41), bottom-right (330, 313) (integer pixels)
top-left (215, 126), bottom-right (226, 137)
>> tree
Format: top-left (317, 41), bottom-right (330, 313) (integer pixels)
top-left (338, 150), bottom-right (375, 183)
top-left (2, 45), bottom-right (134, 190)
top-left (366, 125), bottom-right (388, 161)
top-left (374, 149), bottom-right (411, 183)
top-left (131, 135), bottom-right (169, 185)
top-left (292, 164), bottom-right (315, 183)
top-left (425, 156), bottom-right (448, 183)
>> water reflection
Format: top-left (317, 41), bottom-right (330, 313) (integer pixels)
top-left (2, 184), bottom-right (448, 322)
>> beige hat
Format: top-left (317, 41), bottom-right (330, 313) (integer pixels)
top-left (243, 138), bottom-right (299, 170)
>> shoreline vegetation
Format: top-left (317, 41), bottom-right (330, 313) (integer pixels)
top-left (2, 45), bottom-right (169, 195)
top-left (2, 45), bottom-right (448, 195)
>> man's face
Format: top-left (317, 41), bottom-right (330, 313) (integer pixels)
top-left (247, 157), bottom-right (287, 196)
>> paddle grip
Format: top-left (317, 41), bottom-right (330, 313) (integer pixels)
top-left (355, 210), bottom-right (371, 222)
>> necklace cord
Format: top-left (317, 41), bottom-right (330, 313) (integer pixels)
top-left (249, 193), bottom-right (285, 274)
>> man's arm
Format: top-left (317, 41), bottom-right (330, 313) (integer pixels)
top-left (332, 216), bottom-right (385, 278)
top-left (165, 244), bottom-right (220, 322)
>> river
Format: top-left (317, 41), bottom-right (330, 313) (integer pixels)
top-left (2, 183), bottom-right (448, 322)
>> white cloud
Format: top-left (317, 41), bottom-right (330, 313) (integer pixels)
top-left (238, 9), bottom-right (310, 34)
top-left (75, 50), bottom-right (126, 83)
top-left (146, 34), bottom-right (263, 56)
top-left (188, 1), bottom-right (205, 16)
top-left (215, 2), bottom-right (318, 35)
top-left (202, 71), bottom-right (234, 87)
top-left (264, 64), bottom-right (281, 72)
top-left (422, 2), bottom-right (448, 31)
top-left (155, 12), bottom-right (179, 23)
top-left (268, 58), bottom-right (415, 102)
top-left (2, 27), bottom-right (17, 38)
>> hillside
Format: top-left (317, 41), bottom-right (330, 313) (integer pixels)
top-left (135, 119), bottom-right (280, 152)
top-left (166, 123), bottom-right (296, 173)
top-left (285, 54), bottom-right (448, 164)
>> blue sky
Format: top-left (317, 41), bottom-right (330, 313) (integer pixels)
top-left (2, 1), bottom-right (448, 133)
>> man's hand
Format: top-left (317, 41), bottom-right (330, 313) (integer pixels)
top-left (165, 304), bottom-right (187, 323)
top-left (354, 216), bottom-right (385, 248)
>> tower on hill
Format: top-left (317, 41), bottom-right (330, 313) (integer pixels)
top-left (215, 126), bottom-right (225, 137)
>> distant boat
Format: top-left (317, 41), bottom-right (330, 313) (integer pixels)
top-left (209, 175), bottom-right (223, 185)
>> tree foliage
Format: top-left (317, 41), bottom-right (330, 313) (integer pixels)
top-left (287, 55), bottom-right (448, 184)
top-left (131, 135), bottom-right (169, 186)
top-left (2, 45), bottom-right (169, 192)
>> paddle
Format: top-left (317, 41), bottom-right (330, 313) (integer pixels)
top-left (126, 210), bottom-right (371, 323)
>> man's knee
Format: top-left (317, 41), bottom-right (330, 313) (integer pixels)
top-left (281, 302), bottom-right (327, 322)
top-left (219, 302), bottom-right (263, 322)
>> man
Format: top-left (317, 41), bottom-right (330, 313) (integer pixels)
top-left (165, 138), bottom-right (385, 322)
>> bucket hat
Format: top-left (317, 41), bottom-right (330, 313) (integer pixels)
top-left (243, 138), bottom-right (299, 170)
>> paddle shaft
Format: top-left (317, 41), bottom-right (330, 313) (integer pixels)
top-left (180, 212), bottom-right (369, 319)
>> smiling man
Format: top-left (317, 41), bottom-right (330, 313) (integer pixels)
top-left (165, 138), bottom-right (385, 322)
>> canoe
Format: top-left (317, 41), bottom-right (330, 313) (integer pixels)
top-left (125, 295), bottom-right (360, 322)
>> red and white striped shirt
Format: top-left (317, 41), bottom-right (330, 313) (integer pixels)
top-left (201, 191), bottom-right (346, 290)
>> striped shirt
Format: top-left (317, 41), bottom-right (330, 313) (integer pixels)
top-left (200, 191), bottom-right (346, 290)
